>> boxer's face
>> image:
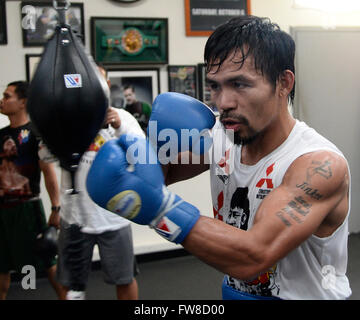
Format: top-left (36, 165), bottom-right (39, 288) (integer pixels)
top-left (206, 51), bottom-right (282, 145)
top-left (0, 86), bottom-right (26, 117)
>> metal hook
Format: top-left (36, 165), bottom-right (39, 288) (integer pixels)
top-left (53, 0), bottom-right (71, 26)
top-left (53, 0), bottom-right (71, 10)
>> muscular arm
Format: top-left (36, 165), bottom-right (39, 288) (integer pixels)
top-left (182, 151), bottom-right (349, 280)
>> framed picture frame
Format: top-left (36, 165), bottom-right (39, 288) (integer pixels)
top-left (91, 17), bottom-right (168, 65)
top-left (0, 0), bottom-right (7, 45)
top-left (107, 68), bottom-right (160, 109)
top-left (185, 0), bottom-right (251, 36)
top-left (21, 1), bottom-right (85, 47)
top-left (25, 53), bottom-right (42, 82)
top-left (198, 63), bottom-right (218, 114)
top-left (168, 65), bottom-right (198, 98)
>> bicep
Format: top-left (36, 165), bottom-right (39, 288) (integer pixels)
top-left (250, 151), bottom-right (349, 267)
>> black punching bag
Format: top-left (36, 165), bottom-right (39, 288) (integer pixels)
top-left (27, 2), bottom-right (108, 189)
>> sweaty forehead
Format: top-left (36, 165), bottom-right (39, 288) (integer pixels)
top-left (207, 50), bottom-right (257, 76)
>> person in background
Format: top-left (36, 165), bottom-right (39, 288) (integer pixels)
top-left (56, 65), bottom-right (142, 300)
top-left (0, 81), bottom-right (65, 300)
top-left (33, 8), bottom-right (56, 41)
top-left (123, 84), bottom-right (152, 134)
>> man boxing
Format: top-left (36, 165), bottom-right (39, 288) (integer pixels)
top-left (86, 16), bottom-right (351, 300)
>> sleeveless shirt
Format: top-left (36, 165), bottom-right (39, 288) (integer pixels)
top-left (210, 120), bottom-right (351, 299)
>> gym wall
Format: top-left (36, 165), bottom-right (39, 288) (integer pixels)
top-left (1, 0), bottom-right (360, 257)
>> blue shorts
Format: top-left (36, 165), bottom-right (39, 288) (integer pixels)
top-left (222, 277), bottom-right (282, 300)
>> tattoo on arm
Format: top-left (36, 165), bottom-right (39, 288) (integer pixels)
top-left (295, 160), bottom-right (331, 200)
top-left (296, 182), bottom-right (323, 200)
top-left (307, 160), bottom-right (332, 182)
top-left (276, 196), bottom-right (312, 227)
top-left (288, 196), bottom-right (312, 216)
top-left (275, 160), bottom-right (333, 227)
top-left (276, 211), bottom-right (292, 227)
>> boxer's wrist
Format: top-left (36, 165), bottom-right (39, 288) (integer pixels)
top-left (150, 188), bottom-right (200, 244)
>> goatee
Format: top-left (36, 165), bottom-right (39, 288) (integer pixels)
top-left (220, 113), bottom-right (261, 145)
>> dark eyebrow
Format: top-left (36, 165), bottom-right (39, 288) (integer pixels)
top-left (205, 77), bottom-right (217, 85)
top-left (226, 75), bottom-right (253, 83)
top-left (206, 75), bottom-right (253, 85)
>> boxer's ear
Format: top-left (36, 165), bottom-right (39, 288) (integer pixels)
top-left (27, 20), bottom-right (108, 173)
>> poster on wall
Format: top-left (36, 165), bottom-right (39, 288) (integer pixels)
top-left (25, 54), bottom-right (42, 81)
top-left (198, 63), bottom-right (218, 114)
top-left (0, 0), bottom-right (7, 45)
top-left (107, 69), bottom-right (160, 109)
top-left (168, 65), bottom-right (198, 98)
top-left (21, 1), bottom-right (85, 46)
top-left (185, 0), bottom-right (251, 36)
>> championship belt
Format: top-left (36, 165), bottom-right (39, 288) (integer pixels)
top-left (101, 27), bottom-right (159, 56)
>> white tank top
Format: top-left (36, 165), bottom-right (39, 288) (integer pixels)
top-left (210, 120), bottom-right (352, 299)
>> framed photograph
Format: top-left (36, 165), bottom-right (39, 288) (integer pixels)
top-left (198, 63), bottom-right (218, 114)
top-left (91, 17), bottom-right (168, 65)
top-left (25, 54), bottom-right (42, 82)
top-left (0, 0), bottom-right (7, 45)
top-left (107, 69), bottom-right (160, 109)
top-left (185, 0), bottom-right (251, 36)
top-left (168, 65), bottom-right (198, 98)
top-left (21, 1), bottom-right (84, 47)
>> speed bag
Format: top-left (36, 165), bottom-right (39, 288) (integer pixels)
top-left (27, 24), bottom-right (109, 173)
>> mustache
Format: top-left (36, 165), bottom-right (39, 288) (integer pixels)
top-left (219, 112), bottom-right (249, 126)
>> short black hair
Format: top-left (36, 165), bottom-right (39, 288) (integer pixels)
top-left (204, 15), bottom-right (295, 104)
top-left (123, 84), bottom-right (135, 92)
top-left (7, 81), bottom-right (29, 100)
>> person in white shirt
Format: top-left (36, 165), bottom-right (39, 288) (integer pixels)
top-left (56, 65), bottom-right (144, 300)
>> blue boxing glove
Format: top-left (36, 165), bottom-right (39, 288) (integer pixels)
top-left (86, 134), bottom-right (200, 244)
top-left (147, 92), bottom-right (216, 163)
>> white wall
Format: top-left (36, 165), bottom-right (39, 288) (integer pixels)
top-left (0, 0), bottom-right (211, 255)
top-left (292, 27), bottom-right (360, 233)
top-left (1, 0), bottom-right (360, 255)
